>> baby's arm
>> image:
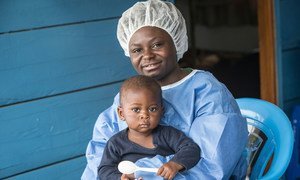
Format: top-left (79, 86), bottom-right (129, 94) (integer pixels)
top-left (157, 161), bottom-right (183, 180)
top-left (167, 126), bottom-right (201, 169)
top-left (161, 126), bottom-right (201, 178)
top-left (98, 139), bottom-right (122, 179)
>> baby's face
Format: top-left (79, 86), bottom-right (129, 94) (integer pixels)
top-left (128, 26), bottom-right (178, 83)
top-left (118, 87), bottom-right (162, 134)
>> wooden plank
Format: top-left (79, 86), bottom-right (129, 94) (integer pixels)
top-left (0, 0), bottom-right (139, 33)
top-left (257, 0), bottom-right (277, 104)
top-left (0, 19), bottom-right (136, 106)
top-left (0, 82), bottom-right (121, 178)
top-left (8, 156), bottom-right (86, 180)
top-left (282, 50), bottom-right (300, 101)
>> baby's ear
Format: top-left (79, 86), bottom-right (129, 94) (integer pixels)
top-left (117, 106), bottom-right (125, 121)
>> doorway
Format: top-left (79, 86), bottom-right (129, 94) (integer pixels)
top-left (175, 0), bottom-right (260, 99)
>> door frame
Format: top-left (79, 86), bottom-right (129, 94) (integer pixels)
top-left (258, 0), bottom-right (278, 104)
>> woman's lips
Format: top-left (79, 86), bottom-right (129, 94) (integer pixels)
top-left (142, 62), bottom-right (160, 71)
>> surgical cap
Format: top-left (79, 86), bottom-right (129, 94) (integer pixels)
top-left (117, 0), bottom-right (188, 61)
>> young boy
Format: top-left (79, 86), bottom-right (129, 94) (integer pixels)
top-left (98, 75), bottom-right (200, 180)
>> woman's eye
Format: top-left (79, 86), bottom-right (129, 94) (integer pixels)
top-left (149, 107), bottom-right (158, 112)
top-left (152, 43), bottom-right (162, 49)
top-left (132, 108), bottom-right (140, 113)
top-left (132, 48), bottom-right (142, 53)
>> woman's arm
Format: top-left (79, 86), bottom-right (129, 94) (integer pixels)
top-left (81, 94), bottom-right (127, 180)
top-left (189, 112), bottom-right (248, 179)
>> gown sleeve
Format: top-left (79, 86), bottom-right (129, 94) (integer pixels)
top-left (188, 112), bottom-right (248, 179)
top-left (187, 76), bottom-right (249, 179)
top-left (81, 94), bottom-right (127, 180)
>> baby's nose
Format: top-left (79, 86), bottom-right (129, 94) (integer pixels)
top-left (139, 111), bottom-right (149, 120)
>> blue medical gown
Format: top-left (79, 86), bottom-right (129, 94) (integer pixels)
top-left (81, 70), bottom-right (248, 180)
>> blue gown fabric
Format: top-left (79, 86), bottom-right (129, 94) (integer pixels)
top-left (81, 70), bottom-right (248, 180)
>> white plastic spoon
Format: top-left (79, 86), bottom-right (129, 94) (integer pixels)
top-left (118, 160), bottom-right (159, 174)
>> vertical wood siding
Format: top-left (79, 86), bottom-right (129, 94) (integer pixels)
top-left (275, 0), bottom-right (300, 116)
top-left (0, 0), bottom-right (139, 178)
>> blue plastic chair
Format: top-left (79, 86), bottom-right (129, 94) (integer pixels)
top-left (236, 98), bottom-right (294, 180)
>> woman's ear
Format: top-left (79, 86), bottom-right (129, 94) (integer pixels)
top-left (117, 106), bottom-right (125, 121)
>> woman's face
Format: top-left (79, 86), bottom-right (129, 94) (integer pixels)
top-left (128, 26), bottom-right (179, 83)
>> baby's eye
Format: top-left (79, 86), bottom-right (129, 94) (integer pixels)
top-left (148, 107), bottom-right (158, 112)
top-left (132, 108), bottom-right (140, 113)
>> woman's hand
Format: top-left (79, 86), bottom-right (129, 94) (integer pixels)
top-left (157, 161), bottom-right (183, 180)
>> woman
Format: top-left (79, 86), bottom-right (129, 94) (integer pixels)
top-left (82, 0), bottom-right (248, 179)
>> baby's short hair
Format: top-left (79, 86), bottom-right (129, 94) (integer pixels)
top-left (119, 75), bottom-right (162, 105)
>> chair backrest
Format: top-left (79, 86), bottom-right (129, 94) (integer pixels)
top-left (236, 98), bottom-right (294, 180)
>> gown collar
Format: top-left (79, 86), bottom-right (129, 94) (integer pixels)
top-left (161, 69), bottom-right (197, 90)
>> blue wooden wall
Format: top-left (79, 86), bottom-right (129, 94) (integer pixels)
top-left (274, 0), bottom-right (300, 116)
top-left (0, 0), bottom-right (138, 178)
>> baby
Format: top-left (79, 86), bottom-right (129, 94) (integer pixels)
top-left (98, 75), bottom-right (201, 180)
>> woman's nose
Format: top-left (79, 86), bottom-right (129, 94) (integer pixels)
top-left (143, 49), bottom-right (154, 60)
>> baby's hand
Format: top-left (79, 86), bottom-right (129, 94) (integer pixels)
top-left (120, 173), bottom-right (135, 180)
top-left (156, 161), bottom-right (183, 180)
